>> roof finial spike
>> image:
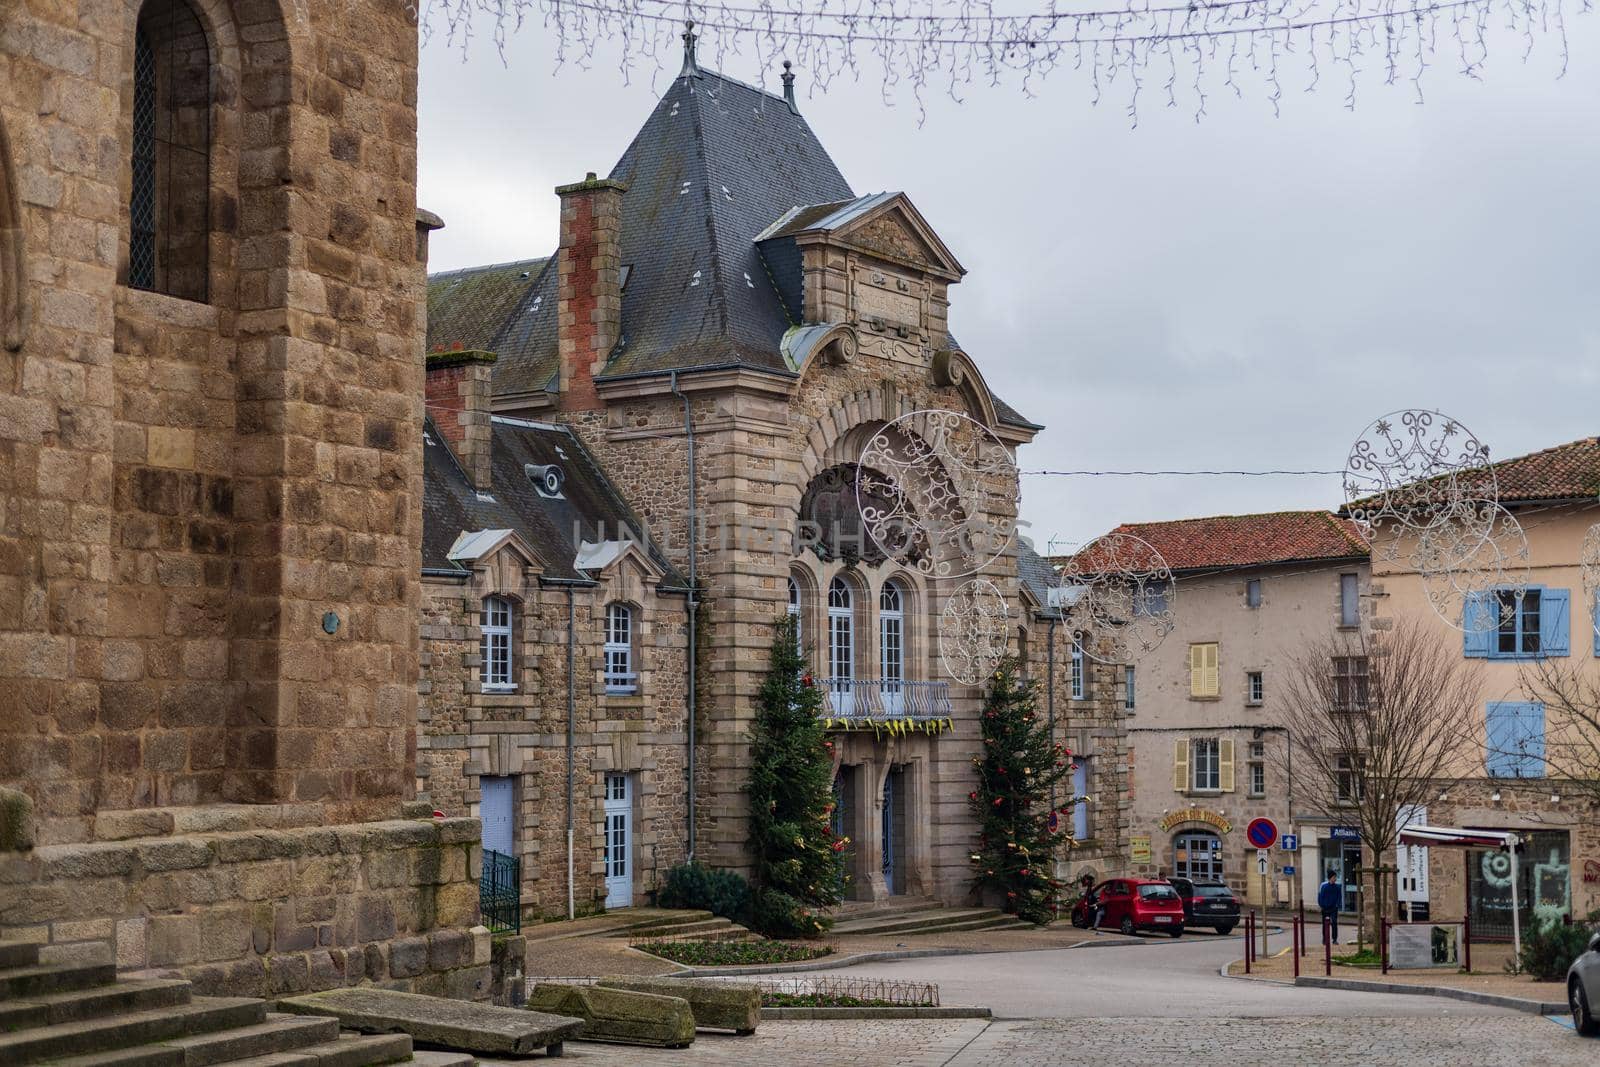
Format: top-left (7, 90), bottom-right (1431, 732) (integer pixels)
top-left (781, 59), bottom-right (799, 114)
top-left (680, 19), bottom-right (700, 78)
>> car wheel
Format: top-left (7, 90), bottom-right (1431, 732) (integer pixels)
top-left (1120, 916), bottom-right (1136, 936)
top-left (1216, 924), bottom-right (1235, 935)
top-left (1169, 927), bottom-right (1183, 939)
top-left (1071, 912), bottom-right (1088, 930)
top-left (1574, 978), bottom-right (1600, 1036)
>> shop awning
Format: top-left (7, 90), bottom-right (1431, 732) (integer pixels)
top-left (1395, 825), bottom-right (1521, 850)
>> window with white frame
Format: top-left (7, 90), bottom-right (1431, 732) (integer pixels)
top-left (480, 595), bottom-right (514, 690)
top-left (1495, 588), bottom-right (1541, 656)
top-left (1124, 666), bottom-right (1136, 710)
top-left (1070, 637), bottom-right (1085, 699)
top-left (787, 575), bottom-right (803, 653)
top-left (604, 602), bottom-right (637, 694)
top-left (1332, 656), bottom-right (1369, 711)
top-left (1248, 740), bottom-right (1266, 796)
top-left (1336, 753), bottom-right (1366, 803)
top-left (1191, 738), bottom-right (1220, 791)
top-left (1246, 671), bottom-right (1264, 705)
top-left (1072, 757), bottom-right (1091, 839)
top-left (828, 577), bottom-right (854, 681)
top-left (1246, 578), bottom-right (1262, 609)
top-left (1339, 573), bottom-right (1360, 627)
top-left (879, 581), bottom-right (904, 709)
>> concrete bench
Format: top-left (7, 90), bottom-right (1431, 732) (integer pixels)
top-left (278, 987), bottom-right (583, 1057)
top-left (527, 983), bottom-right (695, 1049)
top-left (596, 976), bottom-right (761, 1035)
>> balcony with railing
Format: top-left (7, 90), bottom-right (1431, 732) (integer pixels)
top-left (818, 678), bottom-right (953, 722)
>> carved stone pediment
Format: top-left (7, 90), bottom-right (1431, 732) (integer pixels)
top-left (830, 198), bottom-right (963, 282)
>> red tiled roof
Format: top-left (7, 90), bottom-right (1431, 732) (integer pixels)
top-left (1480, 436), bottom-right (1600, 503)
top-left (1056, 511), bottom-right (1369, 574)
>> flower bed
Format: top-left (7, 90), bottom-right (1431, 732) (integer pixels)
top-left (763, 992), bottom-right (902, 1008)
top-left (632, 939), bottom-right (836, 967)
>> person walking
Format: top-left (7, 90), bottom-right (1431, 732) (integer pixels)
top-left (1317, 871), bottom-right (1344, 945)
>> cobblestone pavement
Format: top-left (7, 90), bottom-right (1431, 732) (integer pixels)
top-left (478, 1015), bottom-right (1591, 1066)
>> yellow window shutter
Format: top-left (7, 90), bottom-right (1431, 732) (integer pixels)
top-left (1174, 739), bottom-right (1190, 792)
top-left (1205, 644), bottom-right (1219, 696)
top-left (1219, 738), bottom-right (1235, 792)
top-left (1188, 645), bottom-right (1203, 696)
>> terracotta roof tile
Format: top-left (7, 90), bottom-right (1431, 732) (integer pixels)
top-left (1057, 511), bottom-right (1369, 574)
top-left (1479, 436), bottom-right (1600, 503)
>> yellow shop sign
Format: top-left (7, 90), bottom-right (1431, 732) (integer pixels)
top-left (1158, 808), bottom-right (1232, 834)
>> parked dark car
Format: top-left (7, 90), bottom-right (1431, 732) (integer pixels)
top-left (1168, 876), bottom-right (1241, 934)
top-left (1070, 879), bottom-right (1186, 937)
top-left (1571, 929), bottom-right (1600, 1036)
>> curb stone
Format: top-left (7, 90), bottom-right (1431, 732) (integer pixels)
top-left (761, 1006), bottom-right (992, 1020)
top-left (674, 947), bottom-right (985, 977)
top-left (1293, 975), bottom-right (1567, 1015)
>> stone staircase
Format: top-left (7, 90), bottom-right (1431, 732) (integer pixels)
top-left (0, 941), bottom-right (475, 1066)
top-left (831, 897), bottom-right (1034, 937)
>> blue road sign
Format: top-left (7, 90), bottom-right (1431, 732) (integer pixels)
top-left (1284, 865), bottom-right (1296, 875)
top-left (1281, 833), bottom-right (1299, 852)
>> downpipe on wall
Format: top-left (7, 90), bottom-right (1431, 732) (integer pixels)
top-left (671, 370), bottom-right (698, 861)
top-left (540, 575), bottom-right (594, 921)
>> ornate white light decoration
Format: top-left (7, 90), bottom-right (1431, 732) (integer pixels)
top-left (1344, 409), bottom-right (1525, 631)
top-left (1581, 523), bottom-right (1600, 639)
top-left (856, 408), bottom-right (1019, 581)
top-left (938, 578), bottom-right (1009, 685)
top-left (1052, 531), bottom-right (1177, 665)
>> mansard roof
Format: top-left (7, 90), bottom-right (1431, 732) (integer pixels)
top-left (422, 415), bottom-right (682, 587)
top-left (425, 67), bottom-right (1036, 429)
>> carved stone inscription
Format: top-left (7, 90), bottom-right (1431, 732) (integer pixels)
top-left (851, 264), bottom-right (928, 365)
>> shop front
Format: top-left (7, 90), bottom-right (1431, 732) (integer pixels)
top-left (1317, 826), bottom-right (1362, 915)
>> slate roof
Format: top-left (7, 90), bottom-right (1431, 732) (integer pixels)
top-left (1015, 542), bottom-right (1064, 614)
top-left (1061, 511), bottom-right (1369, 575)
top-left (426, 65), bottom-right (1037, 428)
top-left (422, 415), bottom-right (683, 588)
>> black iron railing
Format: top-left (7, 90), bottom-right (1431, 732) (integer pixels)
top-left (480, 848), bottom-right (522, 934)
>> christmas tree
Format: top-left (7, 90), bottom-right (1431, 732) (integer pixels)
top-left (747, 613), bottom-right (847, 938)
top-left (968, 659), bottom-right (1078, 924)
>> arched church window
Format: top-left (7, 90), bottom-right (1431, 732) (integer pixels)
top-left (129, 0), bottom-right (211, 302)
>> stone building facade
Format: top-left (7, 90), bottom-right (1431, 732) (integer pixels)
top-left (1065, 512), bottom-right (1371, 908)
top-left (422, 42), bottom-right (1128, 910)
top-left (0, 0), bottom-right (491, 998)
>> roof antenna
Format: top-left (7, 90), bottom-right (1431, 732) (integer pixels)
top-left (680, 19), bottom-right (700, 78)
top-left (781, 59), bottom-right (799, 114)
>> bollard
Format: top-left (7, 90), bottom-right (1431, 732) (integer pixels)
top-left (1463, 915), bottom-right (1471, 974)
top-left (1299, 902), bottom-right (1307, 958)
top-left (1323, 913), bottom-right (1332, 976)
top-left (1381, 918), bottom-right (1389, 974)
top-left (1292, 914), bottom-right (1300, 978)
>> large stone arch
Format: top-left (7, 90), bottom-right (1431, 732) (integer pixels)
top-left (0, 113), bottom-right (24, 352)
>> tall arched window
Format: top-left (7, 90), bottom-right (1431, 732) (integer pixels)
top-left (879, 580), bottom-right (905, 714)
top-left (604, 603), bottom-right (637, 694)
top-left (827, 577), bottom-right (855, 714)
top-left (786, 576), bottom-right (802, 653)
top-left (130, 0), bottom-right (211, 301)
top-left (480, 595), bottom-right (515, 691)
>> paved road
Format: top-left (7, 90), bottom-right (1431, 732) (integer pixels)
top-left (484, 932), bottom-right (1593, 1065)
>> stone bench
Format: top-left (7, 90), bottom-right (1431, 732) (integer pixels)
top-left (278, 987), bottom-right (583, 1057)
top-left (527, 983), bottom-right (696, 1049)
top-left (596, 976), bottom-right (761, 1035)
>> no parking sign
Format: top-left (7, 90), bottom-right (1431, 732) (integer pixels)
top-left (1246, 817), bottom-right (1278, 850)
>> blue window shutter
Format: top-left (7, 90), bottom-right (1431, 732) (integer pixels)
top-left (1485, 702), bottom-right (1515, 777)
top-left (1463, 593), bottom-right (1491, 658)
top-left (1539, 589), bottom-right (1570, 657)
top-left (1519, 702), bottom-right (1546, 778)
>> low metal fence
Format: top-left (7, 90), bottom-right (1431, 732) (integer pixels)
top-left (480, 848), bottom-right (522, 934)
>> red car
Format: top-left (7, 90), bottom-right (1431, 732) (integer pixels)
top-left (1071, 878), bottom-right (1186, 937)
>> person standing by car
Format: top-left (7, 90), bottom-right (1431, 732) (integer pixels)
top-left (1317, 871), bottom-right (1343, 945)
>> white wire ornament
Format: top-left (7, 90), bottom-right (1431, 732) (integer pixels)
top-left (1344, 409), bottom-right (1524, 632)
top-left (1581, 523), bottom-right (1600, 639)
top-left (856, 409), bottom-right (1019, 581)
top-left (938, 578), bottom-right (1009, 685)
top-left (1051, 532), bottom-right (1177, 665)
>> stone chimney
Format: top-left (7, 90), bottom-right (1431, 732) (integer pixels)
top-left (555, 172), bottom-right (628, 413)
top-left (425, 349), bottom-right (496, 490)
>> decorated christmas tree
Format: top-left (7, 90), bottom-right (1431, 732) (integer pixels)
top-left (747, 614), bottom-right (848, 938)
top-left (968, 659), bottom-right (1078, 924)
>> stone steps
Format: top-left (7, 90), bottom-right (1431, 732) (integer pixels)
top-left (613, 916), bottom-right (747, 939)
top-left (0, 939), bottom-right (425, 1067)
top-left (831, 906), bottom-right (1031, 936)
top-left (832, 897), bottom-right (945, 924)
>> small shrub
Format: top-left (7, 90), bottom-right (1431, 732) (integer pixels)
top-left (656, 862), bottom-right (751, 921)
top-left (1511, 911), bottom-right (1599, 980)
top-left (1332, 949), bottom-right (1382, 967)
top-left (633, 938), bottom-right (835, 967)
top-left (751, 887), bottom-right (829, 940)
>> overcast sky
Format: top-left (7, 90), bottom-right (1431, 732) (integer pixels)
top-left (417, 15), bottom-right (1600, 553)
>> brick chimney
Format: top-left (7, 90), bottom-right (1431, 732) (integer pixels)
top-left (555, 173), bottom-right (628, 412)
top-left (425, 349), bottom-right (496, 490)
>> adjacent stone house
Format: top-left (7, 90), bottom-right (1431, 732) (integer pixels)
top-left (1366, 436), bottom-right (1600, 933)
top-left (1071, 512), bottom-right (1371, 908)
top-left (421, 38), bottom-right (1126, 909)
top-left (0, 0), bottom-right (492, 999)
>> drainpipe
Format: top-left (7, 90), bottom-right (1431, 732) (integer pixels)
top-left (671, 370), bottom-right (699, 861)
top-left (1047, 616), bottom-right (1057, 826)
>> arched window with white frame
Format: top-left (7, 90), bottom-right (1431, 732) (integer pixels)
top-left (879, 580), bottom-right (905, 714)
top-left (480, 595), bottom-right (515, 691)
top-left (828, 577), bottom-right (855, 714)
top-left (787, 575), bottom-right (802, 653)
top-left (604, 602), bottom-right (637, 694)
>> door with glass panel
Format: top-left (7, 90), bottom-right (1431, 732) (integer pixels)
top-left (828, 578), bottom-right (854, 715)
top-left (603, 773), bottom-right (633, 909)
top-left (879, 581), bottom-right (905, 715)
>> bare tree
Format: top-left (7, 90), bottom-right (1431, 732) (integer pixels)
top-left (1514, 656), bottom-right (1600, 811)
top-left (1276, 616), bottom-right (1482, 948)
